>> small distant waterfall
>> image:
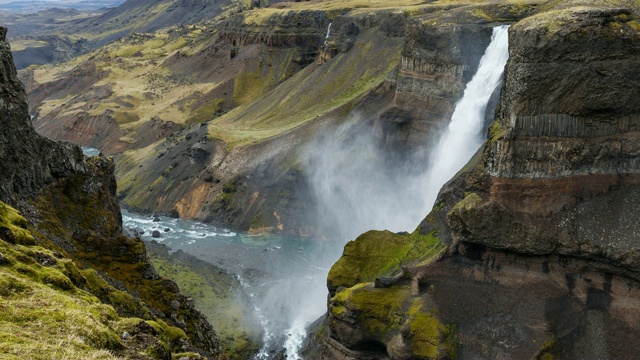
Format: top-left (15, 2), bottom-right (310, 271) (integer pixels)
top-left (324, 22), bottom-right (332, 46)
top-left (422, 25), bottom-right (510, 209)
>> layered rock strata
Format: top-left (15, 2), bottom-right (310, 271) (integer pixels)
top-left (311, 3), bottom-right (640, 359)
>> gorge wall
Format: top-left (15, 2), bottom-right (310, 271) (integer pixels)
top-left (0, 26), bottom-right (222, 358)
top-left (309, 2), bottom-right (640, 359)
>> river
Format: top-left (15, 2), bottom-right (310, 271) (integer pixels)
top-left (121, 208), bottom-right (342, 359)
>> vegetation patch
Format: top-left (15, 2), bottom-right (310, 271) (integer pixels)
top-left (146, 242), bottom-right (260, 359)
top-left (328, 230), bottom-right (444, 291)
top-left (0, 202), bottom-right (34, 245)
top-left (208, 27), bottom-right (403, 147)
top-left (330, 285), bottom-right (457, 359)
top-left (0, 201), bottom-right (194, 359)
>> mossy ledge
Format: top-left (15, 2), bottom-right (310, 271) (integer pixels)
top-left (327, 229), bottom-right (445, 294)
top-left (319, 228), bottom-right (452, 359)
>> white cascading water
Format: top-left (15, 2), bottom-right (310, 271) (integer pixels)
top-left (324, 22), bottom-right (332, 46)
top-left (286, 25), bottom-right (510, 359)
top-left (421, 25), bottom-right (510, 209)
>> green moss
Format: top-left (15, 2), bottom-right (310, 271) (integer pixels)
top-left (40, 266), bottom-right (75, 291)
top-left (332, 283), bottom-right (412, 336)
top-left (406, 300), bottom-right (457, 360)
top-left (449, 192), bottom-right (483, 215)
top-left (188, 98), bottom-right (225, 123)
top-left (0, 202), bottom-right (35, 245)
top-left (147, 319), bottom-right (187, 345)
top-left (112, 111), bottom-right (140, 124)
top-left (172, 352), bottom-right (204, 359)
top-left (0, 272), bottom-right (32, 296)
top-left (409, 312), bottom-right (443, 358)
top-left (537, 338), bottom-right (560, 360)
top-left (0, 237), bottom-right (131, 359)
top-left (232, 48), bottom-right (295, 106)
top-left (114, 44), bottom-right (144, 58)
top-left (233, 60), bottom-right (271, 105)
top-left (331, 286), bottom-right (457, 359)
top-left (488, 120), bottom-right (507, 143)
top-left (628, 20), bottom-right (640, 32)
top-left (328, 230), bottom-right (444, 291)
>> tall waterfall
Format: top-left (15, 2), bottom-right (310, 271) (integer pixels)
top-left (282, 25), bottom-right (510, 359)
top-left (422, 25), bottom-right (510, 210)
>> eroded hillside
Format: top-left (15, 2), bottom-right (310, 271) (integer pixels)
top-left (24, 0), bottom-right (542, 235)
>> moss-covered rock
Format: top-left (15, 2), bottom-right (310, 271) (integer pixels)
top-left (328, 283), bottom-right (456, 359)
top-left (327, 230), bottom-right (444, 293)
top-left (0, 202), bottom-right (34, 245)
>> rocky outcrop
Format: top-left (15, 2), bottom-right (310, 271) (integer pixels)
top-left (0, 27), bottom-right (87, 205)
top-left (12, 35), bottom-right (90, 70)
top-left (310, 2), bottom-right (640, 359)
top-left (0, 26), bottom-right (221, 357)
top-left (217, 9), bottom-right (330, 66)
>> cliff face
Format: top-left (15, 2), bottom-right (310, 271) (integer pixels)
top-left (0, 27), bottom-right (86, 204)
top-left (0, 27), bottom-right (221, 358)
top-left (311, 2), bottom-right (640, 359)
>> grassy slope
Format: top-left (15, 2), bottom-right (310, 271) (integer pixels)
top-left (33, 26), bottom-right (218, 127)
top-left (207, 27), bottom-right (404, 147)
top-left (0, 201), bottom-right (197, 360)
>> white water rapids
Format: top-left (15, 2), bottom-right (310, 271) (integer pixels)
top-left (112, 25), bottom-right (510, 360)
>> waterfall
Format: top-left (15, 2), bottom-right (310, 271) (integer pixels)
top-left (282, 25), bottom-right (510, 359)
top-left (422, 25), bottom-right (510, 210)
top-left (324, 22), bottom-right (332, 46)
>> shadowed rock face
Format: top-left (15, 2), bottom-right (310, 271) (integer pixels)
top-left (0, 26), bottom-right (222, 357)
top-left (309, 3), bottom-right (640, 360)
top-left (0, 27), bottom-right (87, 204)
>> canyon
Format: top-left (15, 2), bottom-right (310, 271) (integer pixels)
top-left (1, 0), bottom-right (640, 358)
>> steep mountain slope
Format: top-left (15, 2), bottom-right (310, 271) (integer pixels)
top-left (309, 1), bottom-right (640, 359)
top-left (0, 26), bottom-right (221, 358)
top-left (8, 0), bottom-right (247, 69)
